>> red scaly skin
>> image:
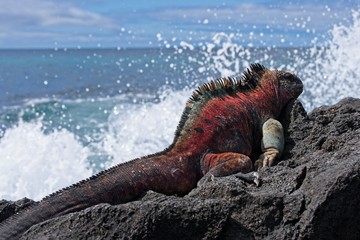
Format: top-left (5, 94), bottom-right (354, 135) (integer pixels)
top-left (0, 64), bottom-right (303, 239)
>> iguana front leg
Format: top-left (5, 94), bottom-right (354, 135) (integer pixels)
top-left (255, 118), bottom-right (284, 169)
top-left (198, 152), bottom-right (260, 186)
top-left (197, 118), bottom-right (284, 186)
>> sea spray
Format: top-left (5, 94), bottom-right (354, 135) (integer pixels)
top-left (0, 120), bottom-right (92, 201)
top-left (102, 88), bottom-right (191, 166)
top-left (297, 10), bottom-right (360, 109)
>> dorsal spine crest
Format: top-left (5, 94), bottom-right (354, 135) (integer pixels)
top-left (189, 63), bottom-right (266, 103)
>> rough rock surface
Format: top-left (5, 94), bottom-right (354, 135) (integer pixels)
top-left (1, 97), bottom-right (359, 240)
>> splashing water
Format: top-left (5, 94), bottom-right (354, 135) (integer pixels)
top-left (182, 32), bottom-right (269, 79)
top-left (0, 121), bottom-right (92, 200)
top-left (297, 10), bottom-right (360, 109)
top-left (191, 33), bottom-right (249, 77)
top-left (101, 89), bottom-right (191, 166)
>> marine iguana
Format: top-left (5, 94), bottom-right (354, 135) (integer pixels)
top-left (0, 64), bottom-right (303, 239)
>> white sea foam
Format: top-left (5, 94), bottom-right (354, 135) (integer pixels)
top-left (102, 88), bottom-right (191, 166)
top-left (297, 10), bottom-right (360, 109)
top-left (0, 121), bottom-right (92, 201)
top-left (0, 90), bottom-right (189, 201)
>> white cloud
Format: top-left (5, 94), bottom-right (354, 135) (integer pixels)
top-left (0, 0), bottom-right (115, 29)
top-left (0, 0), bottom-right (120, 47)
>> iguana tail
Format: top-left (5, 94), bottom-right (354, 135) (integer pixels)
top-left (0, 153), bottom-right (198, 239)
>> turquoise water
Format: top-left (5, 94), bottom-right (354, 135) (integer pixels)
top-left (1, 12), bottom-right (360, 200)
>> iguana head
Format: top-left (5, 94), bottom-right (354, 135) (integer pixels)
top-left (274, 70), bottom-right (303, 98)
top-left (249, 64), bottom-right (303, 99)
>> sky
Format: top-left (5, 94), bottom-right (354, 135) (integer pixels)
top-left (0, 0), bottom-right (358, 49)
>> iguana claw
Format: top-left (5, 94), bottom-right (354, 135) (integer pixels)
top-left (255, 148), bottom-right (280, 169)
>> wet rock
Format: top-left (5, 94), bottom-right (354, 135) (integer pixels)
top-left (1, 98), bottom-right (359, 240)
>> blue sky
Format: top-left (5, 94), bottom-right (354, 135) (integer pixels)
top-left (0, 0), bottom-right (358, 49)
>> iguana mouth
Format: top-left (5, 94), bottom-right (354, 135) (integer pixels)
top-left (293, 75), bottom-right (304, 96)
top-left (278, 71), bottom-right (303, 97)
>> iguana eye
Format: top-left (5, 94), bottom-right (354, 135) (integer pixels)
top-left (277, 70), bottom-right (303, 96)
top-left (277, 71), bottom-right (294, 80)
top-left (283, 72), bottom-right (293, 79)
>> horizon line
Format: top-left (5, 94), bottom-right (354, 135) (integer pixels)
top-left (0, 46), bottom-right (316, 51)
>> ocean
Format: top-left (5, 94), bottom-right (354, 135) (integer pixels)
top-left (1, 13), bottom-right (359, 201)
